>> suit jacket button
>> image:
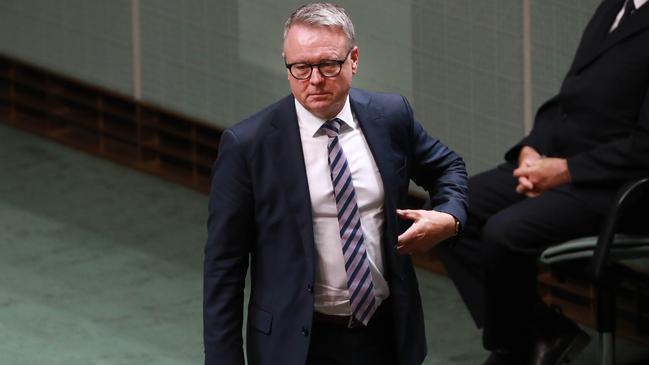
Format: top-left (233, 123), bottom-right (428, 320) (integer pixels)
top-left (301, 327), bottom-right (310, 336)
top-left (307, 284), bottom-right (313, 293)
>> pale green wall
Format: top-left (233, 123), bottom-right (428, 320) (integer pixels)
top-left (138, 0), bottom-right (414, 128)
top-left (412, 0), bottom-right (525, 174)
top-left (530, 0), bottom-right (602, 112)
top-left (0, 0), bottom-right (132, 95)
top-left (0, 0), bottom-right (600, 175)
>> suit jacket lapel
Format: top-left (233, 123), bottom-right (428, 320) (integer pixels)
top-left (350, 90), bottom-right (404, 281)
top-left (268, 97), bottom-right (315, 269)
top-left (571, 0), bottom-right (624, 72)
top-left (573, 0), bottom-right (649, 73)
top-left (599, 2), bottom-right (649, 54)
top-left (349, 91), bottom-right (398, 208)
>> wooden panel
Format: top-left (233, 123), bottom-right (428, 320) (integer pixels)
top-left (0, 53), bottom-right (220, 193)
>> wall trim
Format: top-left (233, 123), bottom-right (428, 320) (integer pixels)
top-left (131, 0), bottom-right (142, 100)
top-left (522, 0), bottom-right (533, 134)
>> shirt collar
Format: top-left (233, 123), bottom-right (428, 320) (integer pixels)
top-left (295, 95), bottom-right (356, 138)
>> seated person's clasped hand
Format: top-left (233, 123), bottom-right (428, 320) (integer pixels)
top-left (513, 146), bottom-right (571, 198)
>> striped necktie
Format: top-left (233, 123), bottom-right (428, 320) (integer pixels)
top-left (321, 118), bottom-right (377, 326)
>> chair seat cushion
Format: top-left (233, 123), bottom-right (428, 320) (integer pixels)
top-left (540, 235), bottom-right (649, 264)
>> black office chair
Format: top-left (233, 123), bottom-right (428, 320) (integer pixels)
top-left (540, 177), bottom-right (649, 365)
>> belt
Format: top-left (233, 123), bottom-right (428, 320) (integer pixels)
top-left (313, 312), bottom-right (364, 329)
top-left (313, 300), bottom-right (388, 329)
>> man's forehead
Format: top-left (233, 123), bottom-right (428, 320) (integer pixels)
top-left (285, 24), bottom-right (347, 43)
top-left (284, 25), bottom-right (349, 56)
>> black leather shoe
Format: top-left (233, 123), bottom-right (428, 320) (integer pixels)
top-left (531, 326), bottom-right (590, 365)
top-left (482, 350), bottom-right (532, 365)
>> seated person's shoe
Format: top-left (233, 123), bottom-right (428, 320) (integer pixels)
top-left (482, 350), bottom-right (532, 365)
top-left (531, 309), bottom-right (590, 365)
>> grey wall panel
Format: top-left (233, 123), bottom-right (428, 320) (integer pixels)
top-left (412, 0), bottom-right (524, 175)
top-left (0, 0), bottom-right (133, 95)
top-left (0, 0), bottom-right (608, 176)
top-left (139, 0), bottom-right (413, 129)
top-left (530, 0), bottom-right (602, 113)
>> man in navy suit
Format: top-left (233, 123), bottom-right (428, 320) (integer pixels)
top-left (203, 3), bottom-right (468, 365)
top-left (437, 0), bottom-right (649, 364)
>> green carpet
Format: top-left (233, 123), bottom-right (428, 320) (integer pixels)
top-left (2, 123), bottom-right (647, 364)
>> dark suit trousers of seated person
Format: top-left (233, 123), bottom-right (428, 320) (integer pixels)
top-left (437, 163), bottom-right (602, 358)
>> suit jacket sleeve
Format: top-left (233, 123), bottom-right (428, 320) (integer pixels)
top-left (504, 97), bottom-right (560, 163)
top-left (568, 87), bottom-right (649, 184)
top-left (402, 96), bottom-right (469, 226)
top-left (203, 129), bottom-right (253, 365)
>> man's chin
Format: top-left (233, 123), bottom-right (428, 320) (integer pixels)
top-left (305, 102), bottom-right (336, 119)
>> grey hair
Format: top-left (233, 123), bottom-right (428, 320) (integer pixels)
top-left (283, 3), bottom-right (356, 47)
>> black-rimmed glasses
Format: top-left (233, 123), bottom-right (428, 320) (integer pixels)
top-left (285, 48), bottom-right (352, 80)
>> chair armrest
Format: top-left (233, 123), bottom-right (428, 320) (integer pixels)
top-left (590, 177), bottom-right (649, 281)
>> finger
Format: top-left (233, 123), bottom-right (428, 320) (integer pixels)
top-left (518, 176), bottom-right (534, 190)
top-left (513, 166), bottom-right (530, 177)
top-left (516, 177), bottom-right (534, 194)
top-left (396, 244), bottom-right (413, 255)
top-left (525, 192), bottom-right (536, 198)
top-left (521, 158), bottom-right (538, 167)
top-left (396, 209), bottom-right (420, 221)
top-left (516, 183), bottom-right (526, 194)
top-left (525, 190), bottom-right (540, 198)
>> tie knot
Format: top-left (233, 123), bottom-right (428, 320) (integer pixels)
top-left (618, 0), bottom-right (637, 28)
top-left (322, 118), bottom-right (342, 138)
top-left (625, 0), bottom-right (636, 14)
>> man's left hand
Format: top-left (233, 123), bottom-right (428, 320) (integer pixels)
top-left (396, 209), bottom-right (456, 255)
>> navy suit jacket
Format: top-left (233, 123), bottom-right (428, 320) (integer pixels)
top-left (204, 88), bottom-right (468, 365)
top-left (506, 0), bottom-right (649, 213)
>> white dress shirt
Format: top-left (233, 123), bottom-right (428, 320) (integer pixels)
top-left (610, 0), bottom-right (648, 31)
top-left (295, 96), bottom-right (389, 316)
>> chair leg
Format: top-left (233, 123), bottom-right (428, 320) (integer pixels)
top-left (599, 332), bottom-right (615, 365)
top-left (596, 286), bottom-right (617, 365)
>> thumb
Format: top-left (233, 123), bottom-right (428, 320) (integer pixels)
top-left (397, 224), bottom-right (418, 244)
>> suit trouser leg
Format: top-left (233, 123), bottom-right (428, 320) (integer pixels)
top-left (306, 301), bottom-right (396, 365)
top-left (436, 164), bottom-right (525, 327)
top-left (437, 163), bottom-right (604, 351)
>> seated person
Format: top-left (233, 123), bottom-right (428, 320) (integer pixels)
top-left (437, 1), bottom-right (649, 364)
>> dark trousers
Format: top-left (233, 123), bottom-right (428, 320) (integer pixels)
top-left (306, 300), bottom-right (396, 365)
top-left (436, 163), bottom-right (604, 350)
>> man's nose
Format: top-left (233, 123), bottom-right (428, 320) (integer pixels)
top-left (309, 66), bottom-right (324, 84)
